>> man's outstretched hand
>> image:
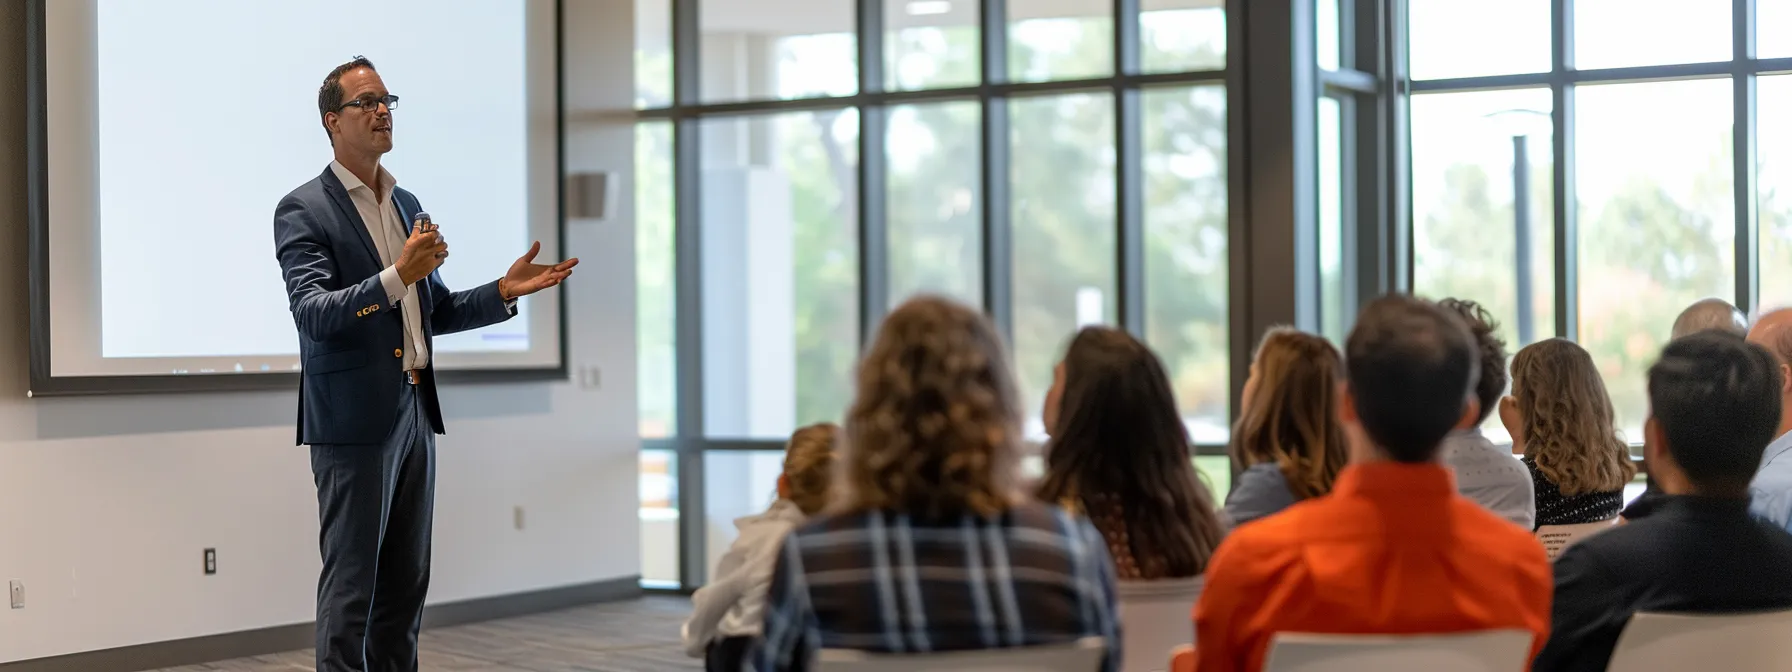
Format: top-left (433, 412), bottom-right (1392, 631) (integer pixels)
top-left (497, 241), bottom-right (579, 300)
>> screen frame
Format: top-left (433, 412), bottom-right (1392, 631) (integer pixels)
top-left (23, 0), bottom-right (570, 397)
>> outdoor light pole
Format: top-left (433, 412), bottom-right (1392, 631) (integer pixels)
top-left (1512, 134), bottom-right (1534, 346)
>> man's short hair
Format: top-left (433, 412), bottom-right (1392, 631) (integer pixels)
top-left (317, 56), bottom-right (377, 144)
top-left (1649, 330), bottom-right (1782, 492)
top-left (1345, 295), bottom-right (1481, 463)
top-left (1671, 298), bottom-right (1747, 340)
top-left (1438, 298), bottom-right (1507, 426)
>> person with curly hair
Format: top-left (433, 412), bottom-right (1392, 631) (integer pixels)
top-left (755, 295), bottom-right (1122, 672)
top-left (1436, 298), bottom-right (1535, 529)
top-left (1501, 338), bottom-right (1637, 527)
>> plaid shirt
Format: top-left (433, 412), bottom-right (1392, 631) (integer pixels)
top-left (754, 502), bottom-right (1122, 672)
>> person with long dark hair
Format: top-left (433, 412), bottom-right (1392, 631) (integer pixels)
top-left (1036, 326), bottom-right (1227, 580)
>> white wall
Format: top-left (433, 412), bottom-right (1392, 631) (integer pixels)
top-left (0, 0), bottom-right (642, 662)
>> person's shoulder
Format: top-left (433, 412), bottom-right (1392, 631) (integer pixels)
top-left (1451, 497), bottom-right (1550, 559)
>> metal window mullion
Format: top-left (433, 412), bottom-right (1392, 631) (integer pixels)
top-left (859, 0), bottom-right (889, 343)
top-left (1224, 0), bottom-right (1251, 478)
top-left (1737, 0), bottom-right (1759, 311)
top-left (1553, 0), bottom-right (1578, 341)
top-left (1117, 86), bottom-right (1145, 336)
top-left (669, 0), bottom-right (706, 591)
top-left (1115, 0), bottom-right (1144, 337)
top-left (1338, 92), bottom-right (1361, 323)
top-left (982, 0), bottom-right (1014, 338)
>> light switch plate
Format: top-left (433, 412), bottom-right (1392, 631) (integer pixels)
top-left (9, 580), bottom-right (23, 609)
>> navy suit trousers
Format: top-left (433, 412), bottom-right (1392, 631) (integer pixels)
top-left (310, 380), bottom-right (435, 672)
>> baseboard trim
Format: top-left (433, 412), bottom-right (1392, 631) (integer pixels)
top-left (0, 575), bottom-right (643, 672)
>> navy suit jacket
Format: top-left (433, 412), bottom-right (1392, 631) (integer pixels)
top-left (274, 166), bottom-right (514, 446)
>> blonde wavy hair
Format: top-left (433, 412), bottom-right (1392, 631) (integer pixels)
top-left (1508, 338), bottom-right (1637, 495)
top-left (1229, 328), bottom-right (1349, 500)
top-left (782, 423), bottom-right (839, 515)
top-left (839, 295), bottom-right (1023, 518)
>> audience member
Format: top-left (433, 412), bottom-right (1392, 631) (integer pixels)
top-left (1186, 295), bottom-right (1551, 672)
top-left (1037, 326), bottom-right (1227, 580)
top-left (755, 296), bottom-right (1121, 672)
top-left (1747, 308), bottom-right (1792, 530)
top-left (1535, 331), bottom-right (1792, 672)
top-left (1502, 339), bottom-right (1636, 527)
top-left (1671, 297), bottom-right (1748, 340)
top-left (682, 423), bottom-right (837, 672)
top-left (1222, 328), bottom-right (1348, 527)
top-left (1436, 298), bottom-right (1535, 529)
top-left (1626, 298), bottom-right (1749, 520)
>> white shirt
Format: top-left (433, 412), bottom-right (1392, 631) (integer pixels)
top-left (681, 498), bottom-right (808, 654)
top-left (329, 161), bottom-right (429, 371)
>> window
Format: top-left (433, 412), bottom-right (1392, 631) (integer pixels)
top-left (1576, 80), bottom-right (1734, 439)
top-left (1140, 0), bottom-right (1226, 74)
top-left (699, 111), bottom-right (860, 439)
top-left (640, 1), bottom-right (1237, 591)
top-left (1195, 455), bottom-right (1232, 504)
top-left (702, 451), bottom-right (786, 578)
top-left (1573, 0), bottom-right (1730, 69)
top-left (888, 101), bottom-right (983, 307)
top-left (1144, 86), bottom-right (1229, 444)
top-left (699, 0), bottom-right (856, 102)
top-left (1011, 93), bottom-right (1118, 438)
top-left (636, 0), bottom-right (671, 108)
top-left (637, 122), bottom-right (677, 438)
top-left (1009, 0), bottom-right (1113, 82)
top-left (1317, 96), bottom-right (1346, 344)
top-left (1763, 0), bottom-right (1792, 58)
top-left (639, 449), bottom-right (679, 587)
top-left (1410, 89), bottom-right (1556, 351)
top-left (886, 0), bottom-right (980, 90)
top-left (1407, 0), bottom-right (1549, 80)
top-left (1760, 77), bottom-right (1792, 310)
top-left (1316, 0), bottom-right (1341, 71)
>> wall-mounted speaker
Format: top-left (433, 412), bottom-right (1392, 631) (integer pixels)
top-left (567, 171), bottom-right (617, 222)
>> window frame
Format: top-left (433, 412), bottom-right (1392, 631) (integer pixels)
top-left (637, 0), bottom-right (1344, 591)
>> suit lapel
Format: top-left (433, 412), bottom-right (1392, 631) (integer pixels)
top-left (318, 167), bottom-right (382, 266)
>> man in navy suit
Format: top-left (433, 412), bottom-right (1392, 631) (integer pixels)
top-left (273, 57), bottom-right (577, 672)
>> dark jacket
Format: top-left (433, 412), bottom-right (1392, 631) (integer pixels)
top-left (1535, 496), bottom-right (1792, 671)
top-left (273, 166), bottom-right (512, 445)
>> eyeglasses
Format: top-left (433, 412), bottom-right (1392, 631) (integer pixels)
top-left (338, 94), bottom-right (399, 112)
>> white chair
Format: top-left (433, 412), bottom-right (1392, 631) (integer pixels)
top-left (1606, 610), bottom-right (1792, 671)
top-left (1261, 630), bottom-right (1532, 672)
top-left (1535, 518), bottom-right (1619, 560)
top-left (812, 636), bottom-right (1106, 672)
top-left (1115, 576), bottom-right (1204, 672)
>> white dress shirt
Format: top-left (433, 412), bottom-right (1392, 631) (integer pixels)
top-left (330, 161), bottom-right (429, 371)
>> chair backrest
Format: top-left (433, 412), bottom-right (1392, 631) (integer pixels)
top-left (1262, 630), bottom-right (1532, 672)
top-left (1115, 576), bottom-right (1205, 672)
top-left (812, 637), bottom-right (1106, 672)
top-left (1535, 518), bottom-right (1619, 560)
top-left (1606, 610), bottom-right (1792, 672)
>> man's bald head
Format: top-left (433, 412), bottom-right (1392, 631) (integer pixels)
top-left (1672, 298), bottom-right (1747, 341)
top-left (1749, 308), bottom-right (1792, 369)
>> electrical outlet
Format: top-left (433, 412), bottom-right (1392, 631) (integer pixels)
top-left (514, 506), bottom-right (526, 530)
top-left (203, 548), bottom-right (216, 575)
top-left (9, 580), bottom-right (22, 609)
top-left (577, 365), bottom-right (601, 389)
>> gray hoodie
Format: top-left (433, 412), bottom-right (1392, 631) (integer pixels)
top-left (681, 498), bottom-right (808, 656)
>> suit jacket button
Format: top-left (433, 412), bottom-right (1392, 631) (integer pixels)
top-left (393, 349), bottom-right (403, 358)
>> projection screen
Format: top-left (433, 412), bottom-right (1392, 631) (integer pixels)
top-left (25, 0), bottom-right (564, 396)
